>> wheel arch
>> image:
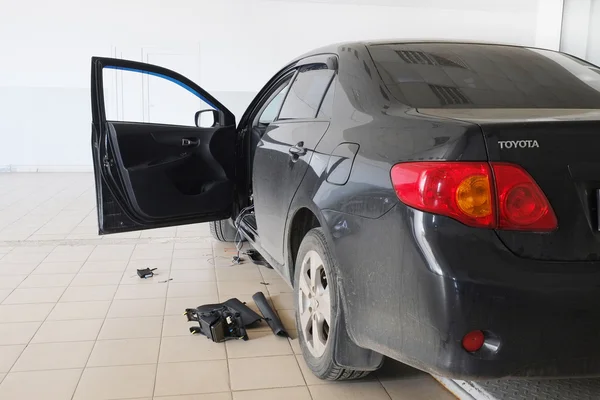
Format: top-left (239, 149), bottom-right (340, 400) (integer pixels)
top-left (286, 205), bottom-right (324, 283)
top-left (286, 205), bottom-right (385, 372)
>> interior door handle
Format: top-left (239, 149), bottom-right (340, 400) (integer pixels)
top-left (288, 142), bottom-right (307, 157)
top-left (181, 138), bottom-right (200, 147)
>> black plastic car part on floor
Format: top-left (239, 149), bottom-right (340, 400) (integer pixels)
top-left (436, 376), bottom-right (600, 400)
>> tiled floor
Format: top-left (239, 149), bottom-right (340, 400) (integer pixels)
top-left (0, 173), bottom-right (455, 400)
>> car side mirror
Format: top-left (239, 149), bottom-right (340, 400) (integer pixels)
top-left (195, 109), bottom-right (222, 128)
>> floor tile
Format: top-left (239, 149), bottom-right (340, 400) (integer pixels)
top-left (270, 293), bottom-right (295, 310)
top-left (1, 252), bottom-right (48, 264)
top-left (162, 315), bottom-right (198, 337)
top-left (19, 273), bottom-right (75, 288)
top-left (114, 283), bottom-right (168, 299)
top-left (87, 337), bottom-right (160, 367)
top-left (107, 298), bottom-right (166, 318)
top-left (0, 322), bottom-right (41, 345)
top-left (140, 228), bottom-right (176, 238)
top-left (229, 355), bottom-right (305, 391)
top-left (226, 330), bottom-right (293, 359)
top-left (0, 263), bottom-right (38, 276)
top-left (2, 287), bottom-right (65, 304)
top-left (171, 258), bottom-right (213, 270)
top-left (168, 282), bottom-right (218, 298)
top-left (0, 368), bottom-right (82, 400)
top-left (174, 238), bottom-right (213, 250)
top-left (232, 386), bottom-right (311, 400)
top-left (0, 275), bottom-right (26, 290)
top-left (131, 244), bottom-right (173, 260)
top-left (169, 269), bottom-right (216, 282)
top-left (266, 282), bottom-right (293, 295)
top-left (11, 341), bottom-right (94, 371)
top-left (379, 374), bottom-right (456, 400)
top-left (217, 281), bottom-right (268, 296)
top-left (98, 316), bottom-right (163, 339)
top-left (155, 393), bottom-right (231, 400)
top-left (154, 360), bottom-right (230, 397)
top-left (288, 332), bottom-right (302, 355)
top-left (295, 355), bottom-right (328, 386)
top-left (0, 345), bottom-right (25, 372)
top-left (74, 364), bottom-right (156, 400)
top-left (308, 381), bottom-right (391, 400)
top-left (257, 266), bottom-right (282, 280)
top-left (164, 295), bottom-right (219, 315)
top-left (80, 260), bottom-right (128, 273)
top-left (0, 289), bottom-right (9, 303)
top-left (0, 303), bottom-right (54, 323)
top-left (31, 319), bottom-right (103, 343)
top-left (215, 266), bottom-right (262, 282)
top-left (60, 285), bottom-right (117, 302)
top-left (277, 309), bottom-right (297, 331)
top-left (87, 245), bottom-right (134, 262)
top-left (8, 246), bottom-right (55, 254)
top-left (32, 261), bottom-right (84, 274)
top-left (44, 248), bottom-right (94, 262)
top-left (173, 249), bottom-right (213, 259)
top-left (70, 272), bottom-right (123, 286)
top-left (159, 335), bottom-right (226, 363)
top-left (47, 300), bottom-right (110, 320)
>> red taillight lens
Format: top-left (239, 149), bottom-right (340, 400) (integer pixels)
top-left (492, 163), bottom-right (557, 231)
top-left (391, 162), bottom-right (557, 231)
top-left (391, 162), bottom-right (494, 228)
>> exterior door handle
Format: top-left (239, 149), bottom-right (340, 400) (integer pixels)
top-left (288, 142), bottom-right (307, 157)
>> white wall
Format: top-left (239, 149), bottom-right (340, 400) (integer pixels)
top-left (561, 0), bottom-right (600, 66)
top-left (0, 0), bottom-right (558, 171)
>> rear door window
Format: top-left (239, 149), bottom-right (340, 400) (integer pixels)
top-left (279, 66), bottom-right (334, 119)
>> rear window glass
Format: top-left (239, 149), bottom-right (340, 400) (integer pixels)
top-left (279, 66), bottom-right (334, 119)
top-left (369, 43), bottom-right (600, 109)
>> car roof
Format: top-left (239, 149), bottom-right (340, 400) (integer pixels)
top-left (298, 39), bottom-right (551, 59)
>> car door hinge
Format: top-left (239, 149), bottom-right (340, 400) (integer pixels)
top-left (103, 155), bottom-right (114, 168)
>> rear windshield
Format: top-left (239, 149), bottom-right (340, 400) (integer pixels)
top-left (369, 43), bottom-right (600, 109)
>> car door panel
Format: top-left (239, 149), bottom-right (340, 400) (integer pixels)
top-left (253, 120), bottom-right (330, 264)
top-left (91, 57), bottom-right (238, 234)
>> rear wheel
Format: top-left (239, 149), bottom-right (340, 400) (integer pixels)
top-left (294, 228), bottom-right (371, 380)
top-left (209, 219), bottom-right (238, 242)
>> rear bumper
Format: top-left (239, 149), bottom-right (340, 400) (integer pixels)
top-left (323, 205), bottom-right (600, 379)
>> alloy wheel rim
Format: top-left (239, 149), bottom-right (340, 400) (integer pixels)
top-left (298, 250), bottom-right (331, 357)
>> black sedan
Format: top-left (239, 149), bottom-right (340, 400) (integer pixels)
top-left (90, 40), bottom-right (600, 380)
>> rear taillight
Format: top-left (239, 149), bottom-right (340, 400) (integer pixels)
top-left (391, 162), bottom-right (557, 231)
top-left (492, 163), bottom-right (558, 231)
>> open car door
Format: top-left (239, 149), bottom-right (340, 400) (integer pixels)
top-left (91, 57), bottom-right (238, 234)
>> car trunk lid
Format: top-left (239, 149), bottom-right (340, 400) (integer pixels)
top-left (418, 108), bottom-right (600, 261)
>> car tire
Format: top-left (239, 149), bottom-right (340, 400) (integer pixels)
top-left (209, 219), bottom-right (239, 242)
top-left (294, 228), bottom-right (371, 380)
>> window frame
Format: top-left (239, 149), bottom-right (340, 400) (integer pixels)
top-left (252, 71), bottom-right (296, 128)
top-left (239, 53), bottom-right (338, 131)
top-left (275, 65), bottom-right (335, 123)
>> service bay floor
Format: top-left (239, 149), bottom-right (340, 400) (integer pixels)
top-left (0, 173), bottom-right (455, 400)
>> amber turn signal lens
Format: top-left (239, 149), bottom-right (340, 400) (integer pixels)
top-left (455, 175), bottom-right (492, 219)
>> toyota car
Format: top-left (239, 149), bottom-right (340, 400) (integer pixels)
top-left (91, 41), bottom-right (600, 380)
